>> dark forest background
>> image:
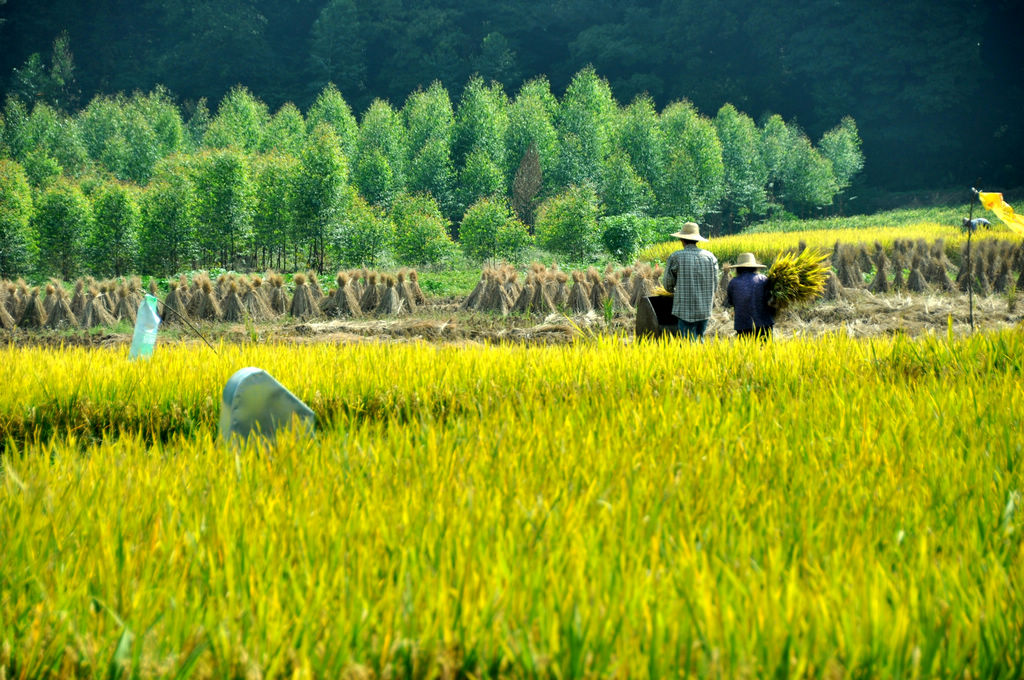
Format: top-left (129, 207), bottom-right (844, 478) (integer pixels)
top-left (1, 0), bottom-right (1022, 192)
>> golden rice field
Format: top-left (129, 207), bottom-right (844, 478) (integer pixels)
top-left (2, 333), bottom-right (1023, 679)
top-left (638, 223), bottom-right (1023, 265)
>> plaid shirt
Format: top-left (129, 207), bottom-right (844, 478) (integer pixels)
top-left (664, 244), bottom-right (719, 322)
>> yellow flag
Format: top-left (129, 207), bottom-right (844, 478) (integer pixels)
top-left (978, 191), bottom-right (1024, 233)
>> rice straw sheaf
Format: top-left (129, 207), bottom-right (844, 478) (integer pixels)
top-left (289, 273), bottom-right (320, 319)
top-left (821, 270), bottom-right (843, 301)
top-left (221, 281), bottom-right (247, 322)
top-left (408, 270), bottom-right (426, 306)
top-left (603, 273), bottom-right (634, 315)
top-left (360, 273), bottom-right (381, 314)
top-left (568, 271), bottom-right (593, 314)
top-left (115, 285), bottom-right (137, 325)
top-left (377, 276), bottom-right (405, 316)
top-left (552, 271), bottom-right (570, 307)
top-left (512, 276), bottom-right (536, 315)
top-left (81, 287), bottom-right (117, 328)
top-left (907, 258), bottom-right (929, 293)
top-left (147, 277), bottom-right (159, 298)
top-left (0, 298), bottom-right (14, 330)
top-left (461, 271), bottom-right (488, 311)
top-left (868, 251), bottom-right (890, 294)
top-left (18, 288), bottom-right (47, 330)
top-left (332, 272), bottom-right (362, 318)
top-left (479, 272), bottom-right (512, 315)
top-left (891, 265), bottom-right (906, 292)
top-left (306, 271), bottom-right (325, 301)
top-left (69, 279), bottom-right (86, 318)
top-left (241, 280), bottom-right (273, 322)
top-left (42, 283), bottom-right (58, 318)
top-left (588, 268), bottom-right (608, 309)
top-left (766, 248), bottom-right (829, 310)
top-left (162, 281), bottom-right (191, 325)
top-left (397, 270), bottom-right (417, 312)
top-left (196, 278), bottom-right (223, 322)
top-left (46, 284), bottom-right (78, 329)
top-left (268, 274), bottom-right (289, 316)
top-left (629, 267), bottom-right (655, 307)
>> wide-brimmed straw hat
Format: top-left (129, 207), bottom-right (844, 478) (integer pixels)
top-left (728, 252), bottom-right (767, 269)
top-left (670, 222), bottom-right (706, 242)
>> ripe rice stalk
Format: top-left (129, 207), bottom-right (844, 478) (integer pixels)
top-left (568, 272), bottom-right (593, 314)
top-left (115, 285), bottom-right (137, 325)
top-left (377, 276), bottom-right (405, 316)
top-left (766, 248), bottom-right (830, 310)
top-left (221, 281), bottom-right (247, 322)
top-left (289, 273), bottom-right (320, 319)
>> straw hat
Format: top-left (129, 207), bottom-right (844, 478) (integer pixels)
top-left (728, 252), bottom-right (767, 269)
top-left (670, 222), bottom-right (706, 242)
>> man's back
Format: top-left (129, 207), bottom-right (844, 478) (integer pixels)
top-left (663, 244), bottom-right (718, 322)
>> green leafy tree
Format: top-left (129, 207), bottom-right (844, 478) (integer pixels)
top-left (191, 148), bottom-right (254, 268)
top-left (139, 173), bottom-right (197, 276)
top-left (779, 132), bottom-right (838, 216)
top-left (535, 184), bottom-right (602, 261)
top-left (23, 102), bottom-right (87, 177)
top-left (184, 99), bottom-right (211, 151)
top-left (8, 32), bottom-right (78, 112)
top-left (308, 0), bottom-right (366, 111)
top-left (600, 213), bottom-right (660, 264)
top-left (333, 194), bottom-right (394, 267)
top-left (292, 124), bottom-right (349, 272)
top-left (203, 86), bottom-right (270, 152)
top-left (390, 193), bottom-right (457, 266)
top-left (22, 149), bottom-right (62, 191)
top-left (819, 116), bottom-right (864, 197)
top-left (458, 148), bottom-right (504, 215)
top-left (252, 152), bottom-right (299, 271)
top-left (306, 84), bottom-right (359, 161)
top-left (408, 138), bottom-right (456, 219)
top-left (616, 95), bottom-right (663, 190)
top-left (2, 97), bottom-right (31, 161)
top-left (33, 180), bottom-right (91, 280)
top-left (132, 87), bottom-right (185, 159)
top-left (760, 114), bottom-right (791, 212)
top-left (715, 103), bottom-right (768, 230)
top-left (262, 103), bottom-right (307, 157)
top-left (87, 181), bottom-right (140, 277)
top-left (453, 76), bottom-right (509, 171)
top-left (512, 142), bottom-right (543, 227)
top-left (554, 67), bottom-right (618, 189)
top-left (459, 197), bottom-right (531, 262)
top-left (656, 101), bottom-right (724, 221)
top-left (403, 81), bottom-right (454, 159)
top-left (601, 151), bottom-right (653, 216)
top-left (0, 160), bottom-right (36, 277)
top-left (506, 77), bottom-right (559, 193)
top-left (354, 99), bottom-right (408, 208)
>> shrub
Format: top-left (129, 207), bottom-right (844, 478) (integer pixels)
top-left (390, 193), bottom-right (457, 266)
top-left (87, 181), bottom-right (140, 277)
top-left (600, 213), bottom-right (661, 264)
top-left (535, 184), bottom-right (601, 261)
top-left (0, 159), bottom-right (36, 278)
top-left (333, 194), bottom-right (394, 267)
top-left (33, 180), bottom-right (91, 280)
top-left (459, 197), bottom-right (531, 262)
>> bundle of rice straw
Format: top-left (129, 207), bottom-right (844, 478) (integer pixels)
top-left (268, 273), bottom-right (289, 316)
top-left (408, 270), bottom-right (426, 306)
top-left (12, 280), bottom-right (29, 322)
top-left (602, 273), bottom-right (634, 315)
top-left (568, 271), bottom-right (593, 313)
top-left (377, 276), bottom-right (404, 315)
top-left (81, 287), bottom-right (117, 328)
top-left (512, 274), bottom-right (536, 314)
top-left (115, 285), bottom-right (137, 325)
top-left (868, 250), bottom-right (890, 294)
top-left (551, 271), bottom-right (570, 307)
top-left (70, 279), bottom-right (87, 318)
top-left (221, 281), bottom-right (246, 322)
top-left (0, 296), bottom-right (14, 330)
top-left (821, 270), bottom-right (843, 301)
top-left (100, 282), bottom-right (118, 315)
top-left (129, 277), bottom-right (146, 307)
top-left (196, 277), bottom-right (223, 321)
top-left (240, 278), bottom-right (273, 322)
top-left (215, 273), bottom-right (232, 298)
top-left (42, 282), bottom-right (59, 318)
top-left (502, 267), bottom-right (522, 301)
top-left (629, 265), bottom-right (655, 306)
top-left (461, 270), bottom-right (488, 311)
top-left (162, 281), bottom-right (191, 324)
top-left (250, 275), bottom-right (268, 305)
top-left (332, 272), bottom-right (362, 317)
top-left (306, 271), bottom-right (325, 301)
top-left (397, 270), bottom-right (417, 312)
top-left (289, 273), bottom-right (320, 319)
top-left (907, 257), bottom-right (929, 293)
top-left (587, 268), bottom-right (607, 309)
top-left (319, 286), bottom-right (338, 315)
top-left (479, 271), bottom-right (513, 315)
top-left (147, 277), bottom-right (159, 297)
top-left (765, 248), bottom-right (830, 310)
top-left (18, 288), bottom-right (47, 329)
top-left (360, 272), bottom-right (381, 313)
top-left (891, 265), bottom-right (906, 291)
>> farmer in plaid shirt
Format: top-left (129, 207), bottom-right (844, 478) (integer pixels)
top-left (662, 222), bottom-right (719, 340)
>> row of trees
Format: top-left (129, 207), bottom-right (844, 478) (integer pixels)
top-left (0, 68), bottom-right (863, 278)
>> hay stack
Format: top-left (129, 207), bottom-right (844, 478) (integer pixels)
top-left (147, 277), bottom-right (159, 297)
top-left (240, 279), bottom-right (273, 322)
top-left (18, 288), bottom-right (47, 330)
top-left (821, 270), bottom-right (843, 301)
top-left (891, 265), bottom-right (906, 291)
top-left (629, 266), bottom-right (655, 307)
top-left (377, 276), bottom-right (404, 316)
top-left (568, 271), bottom-right (593, 314)
top-left (927, 258), bottom-right (954, 292)
top-left (461, 270), bottom-right (488, 311)
top-left (588, 268), bottom-right (607, 310)
top-left (479, 271), bottom-right (513, 315)
top-left (993, 262), bottom-right (1011, 294)
top-left (307, 271), bottom-right (325, 301)
top-left (603, 273), bottom-right (634, 315)
top-left (551, 271), bottom-right (570, 307)
top-left (186, 275), bottom-right (208, 318)
top-left (12, 280), bottom-right (29, 322)
top-left (289, 273), bottom-right (320, 319)
top-left (332, 272), bottom-right (362, 317)
top-left (42, 283), bottom-right (58, 318)
top-left (397, 270), bottom-right (417, 312)
top-left (502, 266), bottom-right (522, 301)
top-left (221, 281), bottom-right (247, 322)
top-left (162, 281), bottom-right (191, 325)
top-left (512, 275), bottom-right (537, 314)
top-left (268, 274), bottom-right (289, 316)
top-left (868, 251), bottom-right (890, 294)
top-left (115, 285), bottom-right (137, 325)
top-left (99, 282), bottom-right (117, 315)
top-left (408, 270), bottom-right (426, 306)
top-left (45, 284), bottom-right (77, 329)
top-left (360, 273), bottom-right (381, 313)
top-left (215, 273), bottom-right (232, 298)
top-left (81, 287), bottom-right (117, 328)
top-left (196, 277), bottom-right (223, 321)
top-left (715, 267), bottom-right (731, 306)
top-left (835, 247), bottom-right (862, 288)
top-left (906, 257), bottom-right (929, 293)
top-left (0, 297), bottom-right (14, 330)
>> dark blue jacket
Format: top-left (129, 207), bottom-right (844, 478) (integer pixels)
top-left (726, 271), bottom-right (775, 331)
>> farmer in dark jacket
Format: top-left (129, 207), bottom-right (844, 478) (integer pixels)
top-left (725, 252), bottom-right (775, 339)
